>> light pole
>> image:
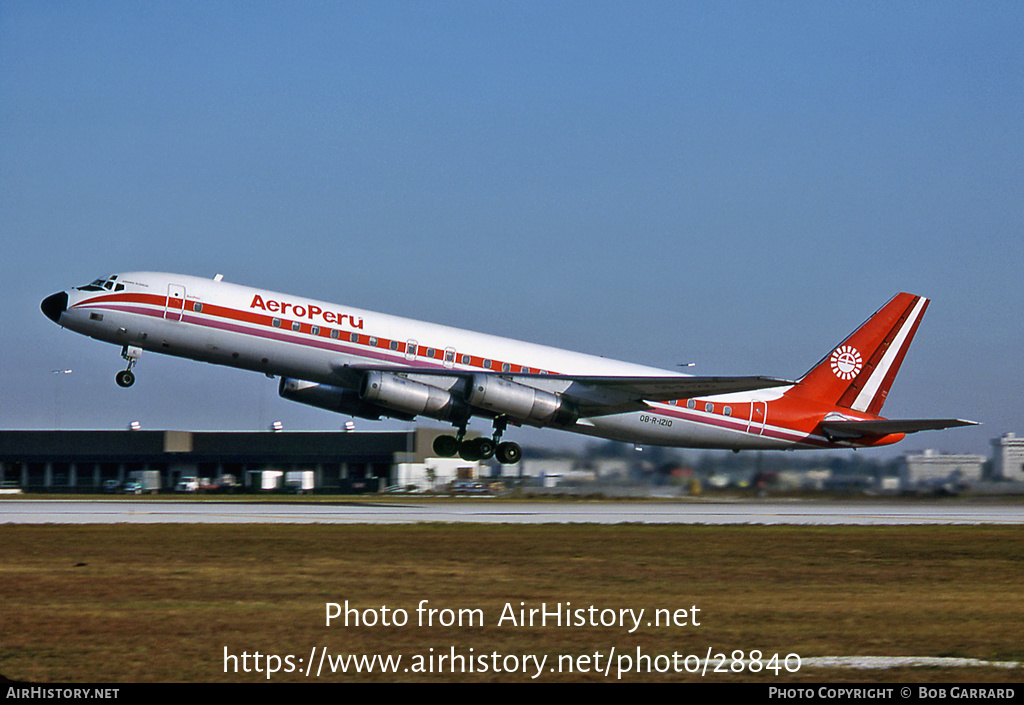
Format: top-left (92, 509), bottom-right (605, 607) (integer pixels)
top-left (52, 369), bottom-right (72, 430)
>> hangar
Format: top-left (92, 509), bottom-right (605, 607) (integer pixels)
top-left (0, 428), bottom-right (456, 494)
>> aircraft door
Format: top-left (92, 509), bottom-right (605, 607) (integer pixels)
top-left (165, 284), bottom-right (186, 322)
top-left (748, 401), bottom-right (767, 436)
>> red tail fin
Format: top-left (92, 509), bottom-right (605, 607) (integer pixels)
top-left (793, 293), bottom-right (930, 414)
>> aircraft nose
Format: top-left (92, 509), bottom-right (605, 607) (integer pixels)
top-left (41, 291), bottom-right (68, 324)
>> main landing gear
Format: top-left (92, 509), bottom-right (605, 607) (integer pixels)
top-left (432, 416), bottom-right (523, 465)
top-left (115, 345), bottom-right (142, 388)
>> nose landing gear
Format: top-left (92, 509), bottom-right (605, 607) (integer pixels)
top-left (115, 369), bottom-right (135, 388)
top-left (115, 345), bottom-right (142, 388)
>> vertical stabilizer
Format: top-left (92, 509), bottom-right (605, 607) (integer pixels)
top-left (794, 293), bottom-right (929, 414)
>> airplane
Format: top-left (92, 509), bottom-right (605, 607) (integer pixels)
top-left (40, 272), bottom-right (974, 464)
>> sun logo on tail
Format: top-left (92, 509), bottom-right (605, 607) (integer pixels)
top-left (830, 345), bottom-right (863, 380)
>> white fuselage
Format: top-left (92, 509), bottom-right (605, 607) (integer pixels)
top-left (49, 272), bottom-right (805, 450)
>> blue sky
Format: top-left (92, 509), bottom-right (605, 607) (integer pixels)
top-left (2, 2), bottom-right (1021, 458)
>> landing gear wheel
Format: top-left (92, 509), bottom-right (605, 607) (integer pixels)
top-left (458, 440), bottom-right (481, 462)
top-left (432, 435), bottom-right (459, 457)
top-left (496, 441), bottom-right (522, 465)
top-left (115, 370), bottom-right (136, 388)
top-left (469, 437), bottom-right (496, 461)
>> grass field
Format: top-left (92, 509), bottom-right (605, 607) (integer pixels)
top-left (1, 523), bottom-right (1021, 682)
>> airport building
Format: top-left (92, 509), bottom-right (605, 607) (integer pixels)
top-left (991, 433), bottom-right (1024, 481)
top-left (0, 428), bottom-right (478, 494)
top-left (900, 449), bottom-right (986, 492)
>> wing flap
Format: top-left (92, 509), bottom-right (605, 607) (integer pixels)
top-left (562, 375), bottom-right (792, 401)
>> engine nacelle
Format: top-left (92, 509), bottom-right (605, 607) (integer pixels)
top-left (359, 371), bottom-right (468, 422)
top-left (278, 377), bottom-right (412, 421)
top-left (466, 374), bottom-right (578, 427)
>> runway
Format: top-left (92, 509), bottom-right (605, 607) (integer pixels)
top-left (2, 498), bottom-right (1022, 524)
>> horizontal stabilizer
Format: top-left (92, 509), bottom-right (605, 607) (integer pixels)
top-left (821, 417), bottom-right (978, 440)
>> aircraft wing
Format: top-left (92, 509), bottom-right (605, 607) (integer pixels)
top-left (335, 364), bottom-right (793, 417)
top-left (554, 374), bottom-right (794, 416)
top-left (552, 375), bottom-right (792, 400)
top-left (820, 417), bottom-right (979, 440)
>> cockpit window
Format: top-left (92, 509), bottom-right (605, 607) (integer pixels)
top-left (77, 275), bottom-right (122, 293)
top-left (76, 279), bottom-right (105, 292)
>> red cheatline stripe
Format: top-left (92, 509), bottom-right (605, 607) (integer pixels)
top-left (77, 293), bottom-right (552, 376)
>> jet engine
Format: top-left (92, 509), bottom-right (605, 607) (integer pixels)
top-left (278, 377), bottom-right (412, 421)
top-left (359, 371), bottom-right (469, 422)
top-left (465, 374), bottom-right (578, 427)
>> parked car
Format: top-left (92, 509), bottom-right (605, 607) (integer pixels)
top-left (449, 480), bottom-right (490, 495)
top-left (122, 480), bottom-right (143, 494)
